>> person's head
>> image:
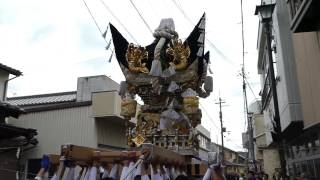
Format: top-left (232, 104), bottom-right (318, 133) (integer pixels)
top-left (134, 175), bottom-right (141, 180)
top-left (247, 171), bottom-right (254, 178)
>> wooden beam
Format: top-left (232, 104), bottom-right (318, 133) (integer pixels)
top-left (58, 144), bottom-right (187, 166)
top-left (93, 151), bottom-right (142, 163)
top-left (141, 144), bottom-right (186, 165)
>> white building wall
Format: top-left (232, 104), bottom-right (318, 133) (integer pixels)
top-left (96, 119), bottom-right (127, 148)
top-left (198, 148), bottom-right (209, 161)
top-left (8, 106), bottom-right (97, 158)
top-left (0, 71), bottom-right (9, 100)
top-left (196, 124), bottom-right (210, 138)
top-left (248, 100), bottom-right (262, 114)
top-left (272, 1), bottom-right (302, 131)
top-left (263, 99), bottom-right (275, 146)
top-left (76, 75), bottom-right (119, 102)
top-left (263, 148), bottom-right (280, 177)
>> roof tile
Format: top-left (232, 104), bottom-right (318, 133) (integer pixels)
top-left (7, 91), bottom-right (76, 106)
top-left (0, 63), bottom-right (22, 76)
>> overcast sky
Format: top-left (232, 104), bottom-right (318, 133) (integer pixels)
top-left (1, 0), bottom-right (263, 151)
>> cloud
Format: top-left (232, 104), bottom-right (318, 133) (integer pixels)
top-left (30, 25), bottom-right (55, 42)
top-left (2, 0), bottom-right (262, 151)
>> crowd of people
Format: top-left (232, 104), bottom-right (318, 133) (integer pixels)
top-left (38, 154), bottom-right (320, 180)
top-left (224, 171), bottom-right (269, 180)
top-left (34, 155), bottom-right (226, 180)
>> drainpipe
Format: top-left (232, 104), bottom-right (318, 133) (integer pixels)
top-left (3, 75), bottom-right (20, 101)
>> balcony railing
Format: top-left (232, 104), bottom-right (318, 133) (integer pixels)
top-left (288, 0), bottom-right (304, 18)
top-left (261, 70), bottom-right (271, 110)
top-left (287, 0), bottom-right (320, 33)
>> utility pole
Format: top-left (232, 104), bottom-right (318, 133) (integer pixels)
top-left (215, 96), bottom-right (226, 163)
top-left (247, 112), bottom-right (256, 171)
top-left (241, 68), bottom-right (257, 171)
top-left (240, 0), bottom-right (257, 172)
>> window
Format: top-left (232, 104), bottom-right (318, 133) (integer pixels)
top-left (293, 163), bottom-right (301, 177)
top-left (290, 145), bottom-right (295, 159)
top-left (195, 164), bottom-right (200, 175)
top-left (187, 164), bottom-right (192, 176)
top-left (306, 160), bottom-right (316, 178)
top-left (301, 162), bottom-right (307, 174)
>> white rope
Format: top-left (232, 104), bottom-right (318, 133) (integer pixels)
top-left (122, 155), bottom-right (145, 180)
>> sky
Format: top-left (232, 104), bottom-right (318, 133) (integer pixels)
top-left (0, 0), bottom-right (263, 151)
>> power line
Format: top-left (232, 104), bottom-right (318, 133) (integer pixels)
top-left (82, 0), bottom-right (115, 61)
top-left (171, 0), bottom-right (194, 25)
top-left (170, 0), bottom-right (236, 66)
top-left (238, 36), bottom-right (259, 102)
top-left (226, 138), bottom-right (245, 149)
top-left (199, 103), bottom-right (220, 131)
top-left (129, 0), bottom-right (153, 35)
top-left (244, 77), bottom-right (259, 101)
top-left (82, 0), bottom-right (105, 39)
top-left (206, 40), bottom-right (235, 65)
top-left (215, 96), bottom-right (226, 162)
top-left (99, 0), bottom-right (138, 43)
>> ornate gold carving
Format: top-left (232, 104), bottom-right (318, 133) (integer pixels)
top-left (126, 43), bottom-right (149, 73)
top-left (120, 99), bottom-right (137, 119)
top-left (182, 96), bottom-right (199, 114)
top-left (166, 39), bottom-right (190, 71)
top-left (136, 113), bottom-right (160, 134)
top-left (132, 134), bottom-right (146, 147)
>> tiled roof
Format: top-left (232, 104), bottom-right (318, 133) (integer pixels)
top-left (7, 91), bottom-right (77, 106)
top-left (0, 101), bottom-right (25, 118)
top-left (0, 63), bottom-right (22, 76)
top-left (0, 123), bottom-right (37, 140)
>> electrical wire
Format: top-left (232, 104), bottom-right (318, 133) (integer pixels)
top-left (129, 0), bottom-right (153, 35)
top-left (99, 0), bottom-right (138, 43)
top-left (171, 0), bottom-right (194, 25)
top-left (82, 0), bottom-right (115, 62)
top-left (199, 103), bottom-right (220, 131)
top-left (82, 0), bottom-right (105, 38)
top-left (226, 138), bottom-right (245, 150)
top-left (170, 0), bottom-right (236, 66)
top-left (244, 78), bottom-right (261, 105)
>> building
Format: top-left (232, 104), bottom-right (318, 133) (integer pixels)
top-left (0, 63), bottom-right (38, 179)
top-left (7, 75), bottom-right (132, 178)
top-left (208, 143), bottom-right (246, 174)
top-left (189, 124), bottom-right (212, 177)
top-left (256, 0), bottom-right (320, 178)
top-left (191, 127), bottom-right (246, 177)
top-left (249, 100), bottom-right (281, 177)
top-left (196, 124), bottom-right (212, 161)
